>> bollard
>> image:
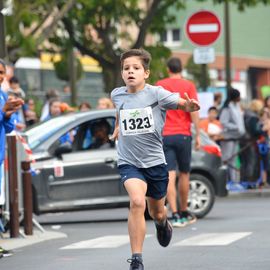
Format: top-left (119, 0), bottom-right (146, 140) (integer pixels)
top-left (21, 161), bottom-right (33, 235)
top-left (7, 135), bottom-right (20, 238)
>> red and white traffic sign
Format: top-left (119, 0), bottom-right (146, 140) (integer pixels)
top-left (185, 10), bottom-right (221, 46)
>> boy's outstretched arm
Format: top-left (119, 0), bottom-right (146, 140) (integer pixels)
top-left (110, 113), bottom-right (119, 141)
top-left (177, 93), bottom-right (200, 112)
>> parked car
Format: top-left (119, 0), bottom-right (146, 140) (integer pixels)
top-left (25, 109), bottom-right (227, 218)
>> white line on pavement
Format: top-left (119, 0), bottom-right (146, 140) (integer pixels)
top-left (174, 232), bottom-right (252, 246)
top-left (60, 234), bottom-right (152, 249)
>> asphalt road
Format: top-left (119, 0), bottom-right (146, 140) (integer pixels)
top-left (1, 196), bottom-right (270, 270)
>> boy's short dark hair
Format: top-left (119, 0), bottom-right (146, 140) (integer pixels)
top-left (167, 57), bottom-right (182, 73)
top-left (120, 49), bottom-right (151, 70)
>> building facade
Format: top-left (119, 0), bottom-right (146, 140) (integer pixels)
top-left (160, 0), bottom-right (270, 101)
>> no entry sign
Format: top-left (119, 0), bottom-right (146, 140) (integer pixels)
top-left (185, 10), bottom-right (221, 46)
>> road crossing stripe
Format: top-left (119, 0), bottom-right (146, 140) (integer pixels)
top-left (173, 232), bottom-right (252, 246)
top-left (61, 235), bottom-right (152, 249)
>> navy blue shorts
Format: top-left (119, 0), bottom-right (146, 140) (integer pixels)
top-left (118, 163), bottom-right (168, 200)
top-left (163, 134), bottom-right (192, 173)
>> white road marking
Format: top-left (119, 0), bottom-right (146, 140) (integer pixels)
top-left (189, 23), bottom-right (219, 33)
top-left (174, 232), bottom-right (252, 246)
top-left (61, 234), bottom-right (152, 249)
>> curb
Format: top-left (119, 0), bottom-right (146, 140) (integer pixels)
top-left (0, 230), bottom-right (67, 251)
top-left (228, 188), bottom-right (270, 198)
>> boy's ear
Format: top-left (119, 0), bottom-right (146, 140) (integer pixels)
top-left (144, 69), bottom-right (150, 79)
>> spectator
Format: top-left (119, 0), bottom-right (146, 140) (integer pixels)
top-left (264, 95), bottom-right (270, 111)
top-left (0, 59), bottom-right (24, 257)
top-left (40, 89), bottom-right (60, 121)
top-left (156, 57), bottom-right (200, 228)
top-left (96, 97), bottom-right (114, 109)
top-left (90, 119), bottom-right (114, 150)
top-left (7, 76), bottom-right (26, 131)
top-left (239, 99), bottom-right (264, 184)
top-left (7, 76), bottom-right (26, 99)
top-left (44, 99), bottom-right (73, 146)
top-left (79, 102), bottom-right (92, 112)
top-left (24, 98), bottom-right (38, 127)
top-left (63, 84), bottom-right (71, 94)
top-left (199, 106), bottom-right (223, 142)
top-left (213, 92), bottom-right (223, 111)
top-left (219, 88), bottom-right (246, 183)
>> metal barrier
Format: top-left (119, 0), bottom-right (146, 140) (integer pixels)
top-left (6, 135), bottom-right (20, 238)
top-left (3, 134), bottom-right (44, 238)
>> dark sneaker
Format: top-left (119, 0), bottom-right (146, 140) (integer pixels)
top-left (155, 219), bottom-right (173, 247)
top-left (0, 247), bottom-right (13, 257)
top-left (127, 258), bottom-right (144, 270)
top-left (185, 211), bottom-right (197, 225)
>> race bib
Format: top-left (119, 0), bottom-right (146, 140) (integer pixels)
top-left (120, 107), bottom-right (155, 136)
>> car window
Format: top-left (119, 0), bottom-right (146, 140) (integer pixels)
top-left (50, 116), bottom-right (116, 155)
top-left (26, 116), bottom-right (75, 149)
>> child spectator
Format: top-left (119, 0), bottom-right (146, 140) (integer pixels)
top-left (199, 106), bottom-right (223, 142)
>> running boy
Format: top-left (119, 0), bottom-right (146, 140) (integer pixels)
top-left (110, 49), bottom-right (200, 270)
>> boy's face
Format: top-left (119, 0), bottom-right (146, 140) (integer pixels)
top-left (121, 56), bottom-right (150, 92)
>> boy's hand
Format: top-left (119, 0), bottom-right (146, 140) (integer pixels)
top-left (183, 93), bottom-right (200, 112)
top-left (110, 126), bottom-right (119, 141)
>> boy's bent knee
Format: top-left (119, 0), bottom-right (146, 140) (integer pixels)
top-left (130, 197), bottom-right (146, 210)
top-left (150, 210), bottom-right (165, 221)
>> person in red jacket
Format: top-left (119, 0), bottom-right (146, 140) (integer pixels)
top-left (156, 57), bottom-right (200, 227)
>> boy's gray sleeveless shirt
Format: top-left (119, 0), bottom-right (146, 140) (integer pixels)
top-left (111, 84), bottom-right (179, 168)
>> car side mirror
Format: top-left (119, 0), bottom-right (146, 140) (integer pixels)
top-left (54, 143), bottom-right (72, 158)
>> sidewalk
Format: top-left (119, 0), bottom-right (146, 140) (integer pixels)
top-left (0, 229), bottom-right (67, 251)
top-left (228, 185), bottom-right (270, 198)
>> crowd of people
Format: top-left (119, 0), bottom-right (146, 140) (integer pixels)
top-left (199, 89), bottom-right (270, 189)
top-left (0, 51), bottom-right (270, 266)
top-left (1, 75), bottom-right (115, 133)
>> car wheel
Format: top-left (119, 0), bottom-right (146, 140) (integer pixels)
top-left (188, 174), bottom-right (215, 219)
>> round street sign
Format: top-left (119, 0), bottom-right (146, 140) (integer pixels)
top-left (185, 10), bottom-right (221, 46)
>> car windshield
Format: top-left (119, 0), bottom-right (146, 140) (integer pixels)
top-left (25, 116), bottom-right (76, 149)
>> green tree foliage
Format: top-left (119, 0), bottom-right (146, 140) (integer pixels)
top-left (5, 0), bottom-right (270, 92)
top-left (5, 0), bottom-right (187, 92)
top-left (54, 54), bottom-right (83, 82)
top-left (146, 45), bottom-right (171, 85)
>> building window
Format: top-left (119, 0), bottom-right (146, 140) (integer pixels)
top-left (172, 28), bottom-right (181, 42)
top-left (160, 28), bottom-right (181, 46)
top-left (160, 31), bottom-right (167, 42)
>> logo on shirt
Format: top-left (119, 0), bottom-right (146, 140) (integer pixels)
top-left (130, 110), bottom-right (140, 118)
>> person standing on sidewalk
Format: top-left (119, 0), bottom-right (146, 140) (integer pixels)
top-left (0, 59), bottom-right (24, 257)
top-left (156, 57), bottom-right (201, 228)
top-left (111, 49), bottom-right (200, 270)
